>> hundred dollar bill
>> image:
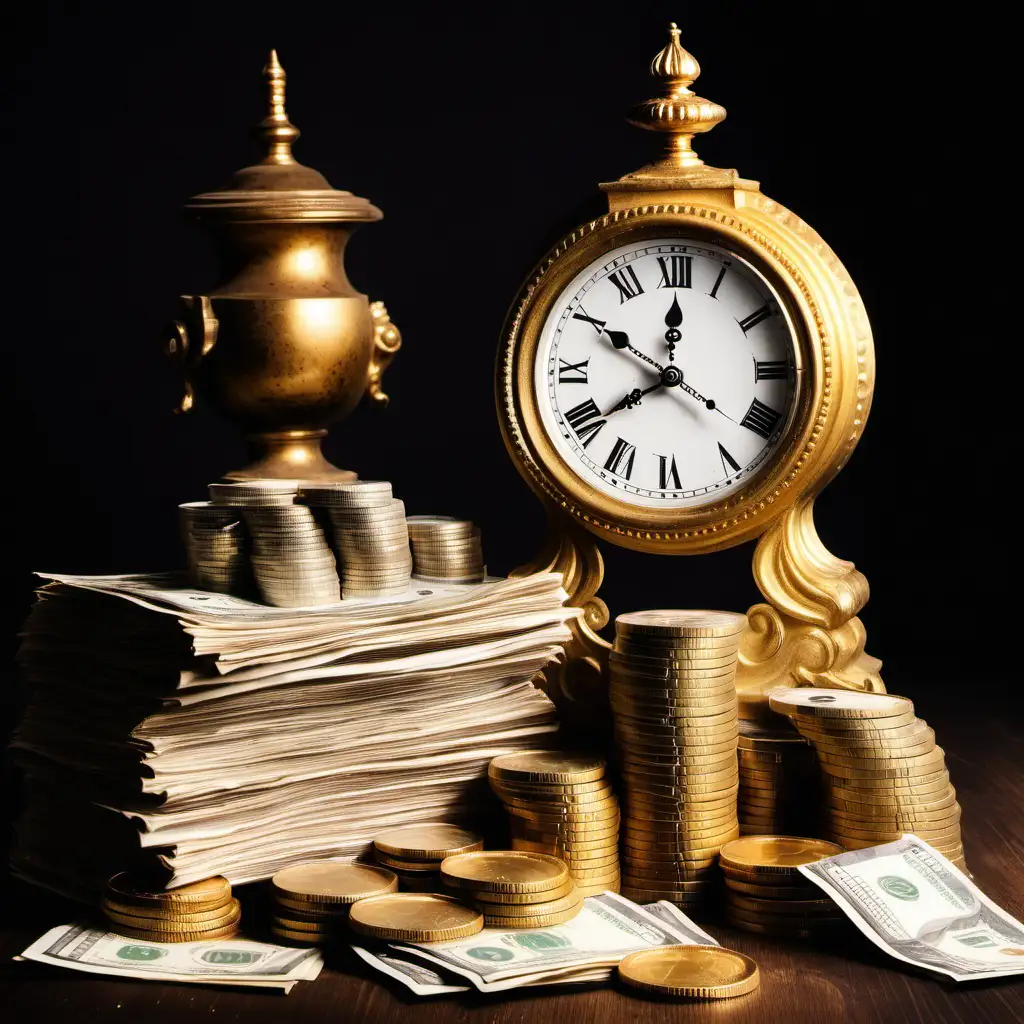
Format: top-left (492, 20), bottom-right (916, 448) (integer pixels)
top-left (17, 923), bottom-right (323, 993)
top-left (351, 897), bottom-right (716, 997)
top-left (382, 893), bottom-right (719, 993)
top-left (799, 835), bottom-right (1024, 982)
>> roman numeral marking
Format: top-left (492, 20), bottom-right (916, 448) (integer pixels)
top-left (604, 437), bottom-right (636, 479)
top-left (718, 442), bottom-right (741, 476)
top-left (755, 360), bottom-right (789, 381)
top-left (740, 398), bottom-right (782, 440)
top-left (564, 398), bottom-right (606, 448)
top-left (557, 358), bottom-right (589, 384)
top-left (608, 265), bottom-right (644, 303)
top-left (738, 305), bottom-right (772, 333)
top-left (709, 263), bottom-right (730, 299)
top-left (657, 254), bottom-right (692, 289)
top-left (657, 453), bottom-right (682, 490)
top-left (572, 310), bottom-right (607, 333)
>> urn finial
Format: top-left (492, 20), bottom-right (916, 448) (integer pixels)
top-left (255, 49), bottom-right (300, 166)
top-left (626, 24), bottom-right (726, 169)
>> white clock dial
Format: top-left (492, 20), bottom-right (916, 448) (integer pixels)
top-left (534, 238), bottom-right (800, 510)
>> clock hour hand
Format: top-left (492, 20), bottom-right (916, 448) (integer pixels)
top-left (664, 295), bottom-right (683, 363)
top-left (606, 382), bottom-right (662, 414)
top-left (603, 330), bottom-right (665, 373)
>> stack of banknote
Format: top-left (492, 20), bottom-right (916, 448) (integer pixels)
top-left (11, 570), bottom-right (578, 900)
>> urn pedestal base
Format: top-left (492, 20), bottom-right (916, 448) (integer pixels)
top-left (223, 429), bottom-right (356, 482)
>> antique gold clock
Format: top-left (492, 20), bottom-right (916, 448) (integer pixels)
top-left (497, 25), bottom-right (883, 725)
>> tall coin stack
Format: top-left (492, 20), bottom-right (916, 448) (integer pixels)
top-left (209, 480), bottom-right (340, 607)
top-left (737, 722), bottom-right (819, 837)
top-left (718, 836), bottom-right (846, 938)
top-left (102, 873), bottom-right (240, 942)
top-left (408, 516), bottom-right (485, 583)
top-left (609, 610), bottom-right (747, 912)
top-left (179, 501), bottom-right (249, 594)
top-left (768, 687), bottom-right (967, 871)
top-left (301, 482), bottom-right (412, 598)
top-left (270, 861), bottom-right (398, 946)
top-left (488, 751), bottom-right (621, 896)
top-left (440, 851), bottom-right (583, 928)
top-left (372, 823), bottom-right (483, 893)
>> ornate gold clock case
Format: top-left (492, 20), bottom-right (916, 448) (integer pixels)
top-left (497, 26), bottom-right (883, 726)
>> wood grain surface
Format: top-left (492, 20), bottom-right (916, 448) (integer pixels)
top-left (2, 695), bottom-right (1022, 1023)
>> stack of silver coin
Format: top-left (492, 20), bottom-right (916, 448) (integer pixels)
top-left (407, 516), bottom-right (485, 583)
top-left (300, 481), bottom-right (412, 598)
top-left (178, 501), bottom-right (249, 594)
top-left (209, 481), bottom-right (340, 608)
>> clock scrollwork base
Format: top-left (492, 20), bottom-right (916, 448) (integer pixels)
top-left (511, 512), bottom-right (612, 737)
top-left (737, 495), bottom-right (885, 710)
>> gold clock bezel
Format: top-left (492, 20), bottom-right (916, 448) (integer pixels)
top-left (498, 204), bottom-right (836, 555)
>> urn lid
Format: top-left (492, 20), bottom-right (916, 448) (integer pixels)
top-left (188, 51), bottom-right (382, 224)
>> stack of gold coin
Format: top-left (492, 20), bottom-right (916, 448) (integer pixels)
top-left (349, 892), bottom-right (484, 942)
top-left (440, 850), bottom-right (583, 928)
top-left (719, 836), bottom-right (846, 938)
top-left (737, 722), bottom-right (819, 837)
top-left (270, 861), bottom-right (398, 946)
top-left (407, 516), bottom-right (485, 584)
top-left (178, 501), bottom-right (249, 594)
top-left (767, 688), bottom-right (966, 871)
top-left (609, 610), bottom-right (747, 910)
top-left (618, 945), bottom-right (761, 1000)
top-left (488, 751), bottom-right (620, 896)
top-left (373, 823), bottom-right (483, 892)
top-left (300, 481), bottom-right (412, 598)
top-left (102, 873), bottom-right (240, 942)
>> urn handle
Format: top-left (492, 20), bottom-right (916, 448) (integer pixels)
top-left (366, 300), bottom-right (402, 406)
top-left (163, 296), bottom-right (219, 414)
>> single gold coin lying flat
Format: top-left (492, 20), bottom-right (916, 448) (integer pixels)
top-left (618, 944), bottom-right (760, 999)
top-left (272, 861), bottom-right (397, 905)
top-left (348, 893), bottom-right (483, 942)
top-left (372, 823), bottom-right (483, 862)
top-left (106, 873), bottom-right (231, 909)
top-left (719, 836), bottom-right (844, 872)
top-left (768, 687), bottom-right (913, 720)
top-left (489, 751), bottom-right (607, 784)
top-left (441, 851), bottom-right (570, 893)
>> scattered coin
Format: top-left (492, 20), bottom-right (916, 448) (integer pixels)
top-left (617, 945), bottom-right (760, 999)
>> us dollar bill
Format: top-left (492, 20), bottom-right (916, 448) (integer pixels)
top-left (798, 835), bottom-right (1024, 982)
top-left (373, 893), bottom-right (719, 993)
top-left (17, 923), bottom-right (323, 993)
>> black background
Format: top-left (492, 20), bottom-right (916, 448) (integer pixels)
top-left (2, 0), bottom-right (1013, 707)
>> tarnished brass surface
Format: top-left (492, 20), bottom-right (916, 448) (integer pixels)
top-left (497, 25), bottom-right (882, 706)
top-left (166, 51), bottom-right (400, 480)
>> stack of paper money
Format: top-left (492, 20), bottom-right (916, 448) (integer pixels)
top-left (12, 570), bottom-right (578, 901)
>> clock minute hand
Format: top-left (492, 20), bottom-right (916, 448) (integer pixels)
top-left (604, 329), bottom-right (665, 373)
top-left (606, 382), bottom-right (663, 415)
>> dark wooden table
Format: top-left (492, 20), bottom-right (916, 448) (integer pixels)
top-left (3, 694), bottom-right (1023, 1024)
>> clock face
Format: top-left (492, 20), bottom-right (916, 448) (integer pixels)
top-left (534, 238), bottom-right (800, 510)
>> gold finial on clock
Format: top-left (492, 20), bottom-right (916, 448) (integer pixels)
top-left (255, 49), bottom-right (300, 165)
top-left (626, 23), bottom-right (727, 169)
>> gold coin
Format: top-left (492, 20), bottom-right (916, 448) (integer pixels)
top-left (488, 751), bottom-right (607, 784)
top-left (374, 854), bottom-right (443, 872)
top-left (372, 823), bottom-right (483, 862)
top-left (768, 688), bottom-right (914, 720)
top-left (725, 877), bottom-right (822, 899)
top-left (109, 919), bottom-right (241, 943)
top-left (101, 896), bottom-right (235, 923)
top-left (491, 778), bottom-right (613, 798)
top-left (719, 836), bottom-right (843, 873)
top-left (497, 791), bottom-right (618, 813)
top-left (738, 733), bottom-right (807, 749)
top-left (618, 746), bottom-right (738, 767)
top-left (272, 895), bottom-right (349, 918)
top-left (620, 884), bottom-right (715, 903)
top-left (466, 879), bottom-right (576, 905)
top-left (615, 609), bottom-right (748, 635)
top-left (484, 901), bottom-right (585, 929)
top-left (103, 898), bottom-right (241, 931)
top-left (271, 925), bottom-right (325, 946)
top-left (348, 892), bottom-right (483, 942)
top-left (510, 821), bottom-right (619, 842)
top-left (814, 746), bottom-right (944, 774)
top-left (832, 821), bottom-right (961, 843)
top-left (106, 873), bottom-right (231, 910)
top-left (272, 861), bottom-right (398, 905)
top-left (617, 944), bottom-right (759, 1000)
top-left (475, 887), bottom-right (582, 916)
top-left (808, 723), bottom-right (934, 748)
top-left (825, 768), bottom-right (949, 791)
top-left (725, 891), bottom-right (835, 916)
top-left (511, 836), bottom-right (619, 857)
top-left (441, 851), bottom-right (570, 893)
top-left (272, 914), bottom-right (336, 933)
top-left (827, 803), bottom-right (961, 827)
top-left (827, 781), bottom-right (955, 805)
top-left (576, 881), bottom-right (622, 897)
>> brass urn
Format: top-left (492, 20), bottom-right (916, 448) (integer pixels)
top-left (166, 51), bottom-right (400, 481)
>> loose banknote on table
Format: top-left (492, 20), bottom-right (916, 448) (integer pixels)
top-left (354, 892), bottom-right (718, 994)
top-left (18, 923), bottom-right (323, 993)
top-left (800, 836), bottom-right (1024, 982)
